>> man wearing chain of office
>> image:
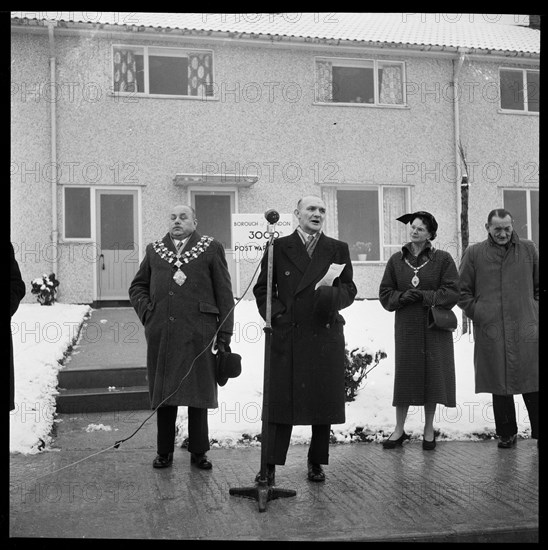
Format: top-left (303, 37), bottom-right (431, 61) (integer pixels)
top-left (129, 204), bottom-right (234, 470)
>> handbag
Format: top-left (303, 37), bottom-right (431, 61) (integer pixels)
top-left (427, 304), bottom-right (458, 332)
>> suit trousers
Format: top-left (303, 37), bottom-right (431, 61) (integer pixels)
top-left (492, 392), bottom-right (538, 439)
top-left (157, 405), bottom-right (210, 455)
top-left (266, 423), bottom-right (331, 465)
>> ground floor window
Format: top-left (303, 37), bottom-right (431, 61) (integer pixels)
top-left (332, 186), bottom-right (410, 261)
top-left (503, 188), bottom-right (539, 247)
top-left (63, 187), bottom-right (91, 239)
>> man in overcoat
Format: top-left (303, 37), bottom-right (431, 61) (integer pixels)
top-left (458, 208), bottom-right (538, 448)
top-left (253, 195), bottom-right (357, 483)
top-left (129, 205), bottom-right (234, 469)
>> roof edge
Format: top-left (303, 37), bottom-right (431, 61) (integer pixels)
top-left (10, 16), bottom-right (540, 58)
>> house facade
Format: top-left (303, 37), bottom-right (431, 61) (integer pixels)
top-left (10, 12), bottom-right (539, 304)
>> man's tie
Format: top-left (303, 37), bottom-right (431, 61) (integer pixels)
top-left (305, 234), bottom-right (315, 257)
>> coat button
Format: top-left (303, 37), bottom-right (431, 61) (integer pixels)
top-left (285, 271), bottom-right (290, 276)
top-left (169, 291), bottom-right (174, 296)
top-left (169, 316), bottom-right (174, 321)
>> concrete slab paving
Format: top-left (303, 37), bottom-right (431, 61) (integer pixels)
top-left (9, 410), bottom-right (538, 542)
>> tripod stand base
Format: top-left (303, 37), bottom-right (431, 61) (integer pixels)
top-left (229, 481), bottom-right (296, 512)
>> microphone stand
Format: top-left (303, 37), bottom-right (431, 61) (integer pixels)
top-left (229, 219), bottom-right (296, 512)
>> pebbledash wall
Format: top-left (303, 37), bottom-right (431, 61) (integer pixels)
top-left (11, 20), bottom-right (539, 304)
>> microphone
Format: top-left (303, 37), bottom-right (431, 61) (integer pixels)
top-left (264, 209), bottom-right (280, 224)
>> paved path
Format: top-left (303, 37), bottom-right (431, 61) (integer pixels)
top-left (9, 307), bottom-right (539, 541)
top-left (9, 410), bottom-right (538, 542)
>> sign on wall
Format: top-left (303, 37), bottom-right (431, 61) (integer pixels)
top-left (232, 213), bottom-right (294, 262)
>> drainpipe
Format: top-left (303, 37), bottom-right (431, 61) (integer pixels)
top-left (47, 20), bottom-right (58, 277)
top-left (453, 49), bottom-right (466, 259)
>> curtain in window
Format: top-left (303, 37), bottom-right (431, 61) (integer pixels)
top-left (383, 187), bottom-right (407, 259)
top-left (316, 60), bottom-right (333, 102)
top-left (113, 50), bottom-right (137, 92)
top-left (188, 53), bottom-right (213, 97)
top-left (379, 65), bottom-right (403, 104)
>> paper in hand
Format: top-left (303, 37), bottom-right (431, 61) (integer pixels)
top-left (315, 263), bottom-right (345, 290)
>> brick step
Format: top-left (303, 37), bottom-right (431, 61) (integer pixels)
top-left (56, 386), bottom-right (150, 414)
top-left (58, 366), bottom-right (148, 389)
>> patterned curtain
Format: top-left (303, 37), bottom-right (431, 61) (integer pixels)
top-left (188, 52), bottom-right (213, 97)
top-left (113, 49), bottom-right (138, 93)
top-left (383, 187), bottom-right (408, 259)
top-left (379, 65), bottom-right (403, 104)
top-left (316, 60), bottom-right (333, 102)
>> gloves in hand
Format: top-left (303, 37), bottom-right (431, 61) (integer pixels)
top-left (399, 289), bottom-right (423, 305)
top-left (217, 335), bottom-right (232, 352)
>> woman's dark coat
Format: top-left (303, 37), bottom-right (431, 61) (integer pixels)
top-left (253, 231), bottom-right (357, 425)
top-left (379, 242), bottom-right (459, 407)
top-left (10, 242), bottom-right (26, 411)
top-left (129, 232), bottom-right (234, 409)
top-left (458, 233), bottom-right (538, 395)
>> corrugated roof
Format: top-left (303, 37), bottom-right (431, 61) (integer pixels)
top-left (11, 12), bottom-right (540, 55)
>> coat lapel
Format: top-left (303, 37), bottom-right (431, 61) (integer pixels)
top-left (295, 233), bottom-right (337, 295)
top-left (283, 231), bottom-right (311, 275)
top-left (181, 230), bottom-right (201, 252)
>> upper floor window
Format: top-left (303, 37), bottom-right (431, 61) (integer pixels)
top-left (499, 68), bottom-right (539, 113)
top-left (315, 58), bottom-right (405, 106)
top-left (113, 46), bottom-right (214, 97)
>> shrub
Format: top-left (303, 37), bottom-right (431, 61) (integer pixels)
top-left (344, 346), bottom-right (387, 402)
top-left (30, 273), bottom-right (60, 305)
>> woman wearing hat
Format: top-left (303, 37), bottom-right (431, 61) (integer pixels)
top-left (378, 211), bottom-right (459, 450)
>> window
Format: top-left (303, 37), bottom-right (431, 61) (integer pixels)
top-left (113, 46), bottom-right (214, 97)
top-left (503, 189), bottom-right (539, 246)
top-left (193, 193), bottom-right (233, 250)
top-left (64, 187), bottom-right (91, 239)
top-left (336, 187), bottom-right (410, 261)
top-left (500, 68), bottom-right (539, 113)
top-left (316, 58), bottom-right (405, 105)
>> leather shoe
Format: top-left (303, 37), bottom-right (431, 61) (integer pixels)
top-left (153, 452), bottom-right (173, 468)
top-left (422, 432), bottom-right (437, 451)
top-left (307, 460), bottom-right (325, 482)
top-left (382, 431), bottom-right (410, 449)
top-left (255, 464), bottom-right (276, 486)
top-left (190, 452), bottom-right (212, 469)
top-left (498, 434), bottom-right (517, 449)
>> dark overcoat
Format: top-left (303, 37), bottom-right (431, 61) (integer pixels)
top-left (253, 231), bottom-right (357, 425)
top-left (10, 242), bottom-right (26, 411)
top-left (458, 233), bottom-right (538, 395)
top-left (379, 242), bottom-right (459, 407)
top-left (129, 232), bottom-right (234, 409)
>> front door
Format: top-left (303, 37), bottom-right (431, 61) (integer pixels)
top-left (192, 191), bottom-right (238, 297)
top-left (96, 189), bottom-right (139, 301)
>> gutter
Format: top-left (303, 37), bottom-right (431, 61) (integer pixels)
top-left (453, 48), bottom-right (467, 259)
top-left (47, 21), bottom-right (58, 277)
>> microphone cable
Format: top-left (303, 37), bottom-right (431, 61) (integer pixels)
top-left (12, 233), bottom-right (276, 485)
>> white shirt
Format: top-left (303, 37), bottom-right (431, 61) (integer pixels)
top-left (172, 236), bottom-right (190, 251)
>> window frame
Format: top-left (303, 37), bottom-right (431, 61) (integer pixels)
top-left (62, 186), bottom-right (93, 242)
top-left (502, 187), bottom-right (539, 243)
top-left (61, 185), bottom-right (143, 244)
top-left (111, 44), bottom-right (216, 100)
top-left (499, 67), bottom-right (539, 114)
top-left (326, 184), bottom-right (411, 263)
top-left (314, 56), bottom-right (407, 107)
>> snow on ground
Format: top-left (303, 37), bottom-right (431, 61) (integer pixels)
top-left (10, 300), bottom-right (532, 455)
